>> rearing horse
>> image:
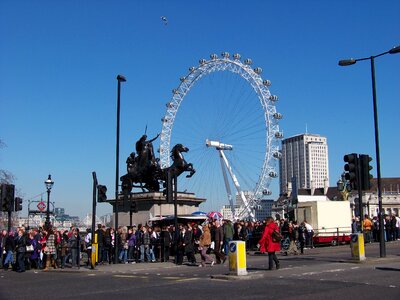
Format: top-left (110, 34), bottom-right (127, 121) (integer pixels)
top-left (167, 143), bottom-right (196, 178)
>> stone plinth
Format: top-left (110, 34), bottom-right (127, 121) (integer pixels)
top-left (109, 192), bottom-right (206, 226)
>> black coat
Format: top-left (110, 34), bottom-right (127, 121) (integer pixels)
top-left (15, 234), bottom-right (27, 253)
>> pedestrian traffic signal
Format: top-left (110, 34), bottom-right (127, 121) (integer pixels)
top-left (131, 201), bottom-right (138, 213)
top-left (97, 185), bottom-right (107, 202)
top-left (15, 197), bottom-right (23, 211)
top-left (344, 153), bottom-right (359, 190)
top-left (360, 154), bottom-right (373, 191)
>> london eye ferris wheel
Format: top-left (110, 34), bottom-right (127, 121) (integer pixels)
top-left (159, 52), bottom-right (283, 220)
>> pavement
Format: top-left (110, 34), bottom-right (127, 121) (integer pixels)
top-left (43, 240), bottom-right (400, 279)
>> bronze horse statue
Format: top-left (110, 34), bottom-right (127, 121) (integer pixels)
top-left (166, 143), bottom-right (195, 179)
top-left (120, 139), bottom-right (195, 193)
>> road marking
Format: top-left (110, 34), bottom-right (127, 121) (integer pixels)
top-left (175, 278), bottom-right (199, 282)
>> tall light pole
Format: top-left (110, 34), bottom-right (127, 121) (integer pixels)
top-left (338, 45), bottom-right (400, 258)
top-left (115, 74), bottom-right (126, 263)
top-left (44, 174), bottom-right (54, 230)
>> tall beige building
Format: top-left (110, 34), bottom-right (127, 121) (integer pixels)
top-left (279, 133), bottom-right (329, 195)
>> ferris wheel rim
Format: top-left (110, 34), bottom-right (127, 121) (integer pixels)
top-left (159, 53), bottom-right (283, 208)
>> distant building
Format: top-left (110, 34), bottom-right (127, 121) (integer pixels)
top-left (221, 191), bottom-right (273, 221)
top-left (280, 133), bottom-right (329, 195)
top-left (254, 199), bottom-right (274, 221)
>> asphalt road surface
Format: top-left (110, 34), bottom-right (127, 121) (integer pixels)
top-left (1, 241), bottom-right (399, 300)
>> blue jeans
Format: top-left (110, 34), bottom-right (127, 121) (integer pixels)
top-left (139, 245), bottom-right (145, 262)
top-left (145, 246), bottom-right (155, 262)
top-left (3, 250), bottom-right (14, 267)
top-left (224, 238), bottom-right (232, 255)
top-left (119, 249), bottom-right (127, 263)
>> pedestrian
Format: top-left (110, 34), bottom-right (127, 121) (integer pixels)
top-left (95, 224), bottom-right (104, 264)
top-left (43, 228), bottom-right (57, 270)
top-left (143, 226), bottom-right (155, 262)
top-left (298, 222), bottom-right (306, 254)
top-left (285, 221), bottom-right (299, 255)
top-left (118, 227), bottom-right (128, 264)
top-left (223, 220), bottom-right (234, 255)
top-left (160, 225), bottom-right (171, 262)
top-left (258, 217), bottom-right (280, 270)
top-left (85, 228), bottom-right (92, 266)
top-left (136, 224), bottom-right (144, 263)
top-left (212, 220), bottom-right (226, 264)
top-left (3, 231), bottom-right (15, 270)
top-left (28, 230), bottom-right (40, 269)
top-left (68, 228), bottom-right (80, 268)
top-left (127, 226), bottom-right (137, 263)
top-left (0, 229), bottom-right (7, 268)
top-left (184, 223), bottom-right (196, 265)
top-left (304, 220), bottom-right (314, 248)
top-left (60, 231), bottom-right (69, 268)
top-left (363, 215), bottom-right (373, 243)
top-left (15, 228), bottom-right (28, 272)
top-left (176, 224), bottom-right (185, 265)
top-left (198, 223), bottom-right (214, 267)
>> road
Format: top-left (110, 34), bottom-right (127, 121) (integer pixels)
top-left (1, 241), bottom-right (399, 300)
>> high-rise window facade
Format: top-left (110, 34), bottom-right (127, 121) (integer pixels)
top-left (279, 134), bottom-right (329, 195)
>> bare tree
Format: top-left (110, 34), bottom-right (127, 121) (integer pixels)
top-left (0, 139), bottom-right (15, 184)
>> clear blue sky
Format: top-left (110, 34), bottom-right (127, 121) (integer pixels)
top-left (1, 0), bottom-right (399, 218)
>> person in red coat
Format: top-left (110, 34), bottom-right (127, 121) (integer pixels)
top-left (258, 217), bottom-right (280, 270)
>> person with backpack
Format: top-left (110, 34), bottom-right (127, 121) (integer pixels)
top-left (257, 217), bottom-right (280, 270)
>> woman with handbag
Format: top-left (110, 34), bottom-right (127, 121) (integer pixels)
top-left (258, 217), bottom-right (280, 270)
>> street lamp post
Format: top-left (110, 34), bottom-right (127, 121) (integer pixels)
top-left (115, 74), bottom-right (126, 264)
top-left (338, 45), bottom-right (400, 258)
top-left (44, 174), bottom-right (54, 230)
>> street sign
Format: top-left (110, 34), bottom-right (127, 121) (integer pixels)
top-left (37, 201), bottom-right (46, 212)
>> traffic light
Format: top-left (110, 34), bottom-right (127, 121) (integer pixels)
top-left (131, 201), bottom-right (138, 213)
top-left (344, 153), bottom-right (359, 190)
top-left (1, 184), bottom-right (15, 212)
top-left (164, 170), bottom-right (173, 204)
top-left (97, 185), bottom-right (107, 202)
top-left (15, 197), bottom-right (23, 211)
top-left (360, 154), bottom-right (373, 191)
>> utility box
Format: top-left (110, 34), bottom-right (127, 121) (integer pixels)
top-left (228, 241), bottom-right (247, 276)
top-left (350, 233), bottom-right (366, 261)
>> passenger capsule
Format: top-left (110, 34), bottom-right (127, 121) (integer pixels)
top-left (189, 66), bottom-right (195, 72)
top-left (269, 171), bottom-right (278, 178)
top-left (244, 58), bottom-right (252, 65)
top-left (210, 54), bottom-right (218, 60)
top-left (263, 189), bottom-right (272, 195)
top-left (180, 77), bottom-right (186, 82)
top-left (172, 89), bottom-right (179, 95)
top-left (273, 152), bottom-right (282, 159)
top-left (269, 95), bottom-right (278, 101)
top-left (221, 52), bottom-right (230, 58)
top-left (254, 67), bottom-right (262, 74)
top-left (199, 59), bottom-right (206, 65)
top-left (273, 113), bottom-right (283, 119)
top-left (233, 53), bottom-right (241, 60)
top-left (263, 80), bottom-right (271, 86)
top-left (275, 132), bottom-right (284, 139)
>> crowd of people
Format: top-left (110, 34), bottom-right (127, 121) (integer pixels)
top-left (0, 226), bottom-right (88, 272)
top-left (1, 213), bottom-right (399, 273)
top-left (352, 213), bottom-right (400, 243)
